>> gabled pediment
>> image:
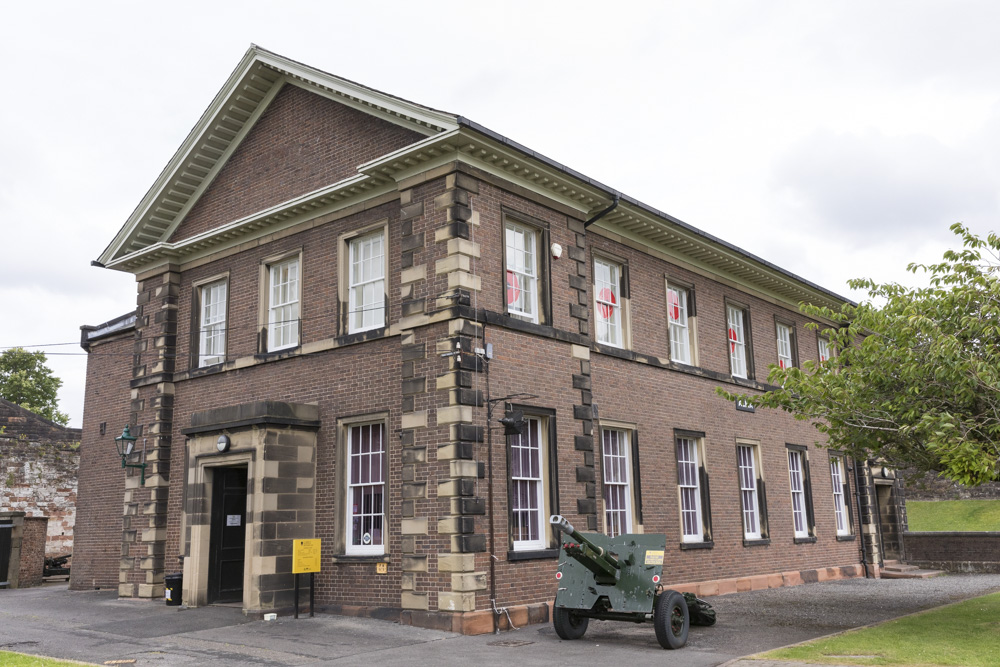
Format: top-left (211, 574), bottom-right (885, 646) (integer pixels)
top-left (98, 45), bottom-right (458, 270)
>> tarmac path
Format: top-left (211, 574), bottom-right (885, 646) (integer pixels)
top-left (2, 574), bottom-right (999, 666)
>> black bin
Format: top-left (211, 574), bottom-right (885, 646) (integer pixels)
top-left (164, 572), bottom-right (183, 606)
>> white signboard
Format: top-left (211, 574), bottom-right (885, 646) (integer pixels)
top-left (226, 514), bottom-right (241, 527)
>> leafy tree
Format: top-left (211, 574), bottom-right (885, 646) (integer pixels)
top-left (0, 347), bottom-right (69, 425)
top-left (719, 223), bottom-right (1000, 486)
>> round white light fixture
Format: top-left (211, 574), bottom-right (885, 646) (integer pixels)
top-left (551, 243), bottom-right (563, 259)
top-left (217, 434), bottom-right (231, 453)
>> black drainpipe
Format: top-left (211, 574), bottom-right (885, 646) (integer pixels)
top-left (584, 195), bottom-right (620, 228)
top-left (852, 457), bottom-right (870, 578)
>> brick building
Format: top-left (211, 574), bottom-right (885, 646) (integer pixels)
top-left (0, 398), bottom-right (80, 558)
top-left (74, 46), bottom-right (903, 631)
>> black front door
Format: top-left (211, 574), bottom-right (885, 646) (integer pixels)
top-left (0, 521), bottom-right (12, 587)
top-left (208, 466), bottom-right (247, 603)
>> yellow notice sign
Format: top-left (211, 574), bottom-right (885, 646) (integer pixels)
top-left (293, 539), bottom-right (321, 573)
top-left (644, 550), bottom-right (664, 566)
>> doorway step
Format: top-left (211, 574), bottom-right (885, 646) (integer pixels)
top-left (881, 560), bottom-right (945, 579)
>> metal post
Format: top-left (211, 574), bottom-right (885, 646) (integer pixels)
top-left (309, 572), bottom-right (315, 617)
top-left (294, 573), bottom-right (299, 619)
top-left (485, 355), bottom-right (498, 634)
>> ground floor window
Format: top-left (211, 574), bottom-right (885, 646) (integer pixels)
top-left (346, 422), bottom-right (385, 555)
top-left (676, 431), bottom-right (712, 546)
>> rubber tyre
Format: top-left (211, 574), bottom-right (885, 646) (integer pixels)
top-left (553, 607), bottom-right (589, 640)
top-left (654, 590), bottom-right (689, 650)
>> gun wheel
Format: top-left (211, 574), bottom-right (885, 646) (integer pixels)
top-left (654, 590), bottom-right (689, 650)
top-left (553, 607), bottom-right (589, 640)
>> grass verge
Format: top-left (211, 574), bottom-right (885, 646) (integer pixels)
top-left (759, 591), bottom-right (1000, 665)
top-left (0, 651), bottom-right (96, 666)
top-left (906, 500), bottom-right (1000, 532)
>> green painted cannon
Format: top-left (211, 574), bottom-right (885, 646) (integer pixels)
top-left (550, 515), bottom-right (690, 649)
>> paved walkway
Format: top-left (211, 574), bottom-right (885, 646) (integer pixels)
top-left (2, 574), bottom-right (999, 666)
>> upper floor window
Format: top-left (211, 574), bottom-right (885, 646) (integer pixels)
top-left (601, 427), bottom-right (632, 537)
top-left (594, 257), bottom-right (624, 347)
top-left (346, 421), bottom-right (386, 555)
top-left (197, 279), bottom-right (227, 367)
top-left (667, 282), bottom-right (696, 365)
top-left (267, 256), bottom-right (300, 351)
top-left (348, 230), bottom-right (386, 333)
top-left (505, 221), bottom-right (540, 323)
top-left (818, 337), bottom-right (832, 363)
top-left (727, 303), bottom-right (751, 379)
top-left (776, 321), bottom-right (797, 369)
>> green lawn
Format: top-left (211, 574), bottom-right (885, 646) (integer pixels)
top-left (906, 500), bottom-right (1000, 531)
top-left (0, 652), bottom-right (95, 667)
top-left (759, 591), bottom-right (1000, 666)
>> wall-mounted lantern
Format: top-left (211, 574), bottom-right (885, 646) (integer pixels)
top-left (115, 424), bottom-right (147, 486)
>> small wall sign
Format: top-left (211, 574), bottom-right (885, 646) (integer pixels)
top-left (376, 562), bottom-right (388, 574)
top-left (736, 397), bottom-right (755, 413)
top-left (226, 514), bottom-right (241, 527)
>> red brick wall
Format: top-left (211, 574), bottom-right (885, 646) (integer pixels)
top-left (18, 516), bottom-right (48, 587)
top-left (440, 175), bottom-right (860, 609)
top-left (904, 532), bottom-right (1000, 573)
top-left (71, 331), bottom-right (133, 590)
top-left (170, 84), bottom-right (425, 243)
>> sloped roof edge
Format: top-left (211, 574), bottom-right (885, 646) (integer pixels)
top-left (97, 45), bottom-right (460, 267)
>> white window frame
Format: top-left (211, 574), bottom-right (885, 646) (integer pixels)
top-left (727, 304), bottom-right (748, 378)
top-left (818, 337), bottom-right (832, 363)
top-left (267, 257), bottom-right (300, 351)
top-left (788, 450), bottom-right (809, 538)
top-left (830, 456), bottom-right (850, 536)
top-left (601, 428), bottom-right (632, 537)
top-left (510, 417), bottom-right (547, 551)
top-left (676, 437), bottom-right (703, 543)
top-left (667, 284), bottom-right (693, 365)
top-left (348, 229), bottom-right (386, 334)
top-left (198, 279), bottom-right (227, 367)
top-left (345, 421), bottom-right (386, 556)
top-left (737, 443), bottom-right (762, 540)
top-left (594, 257), bottom-right (623, 348)
top-left (505, 221), bottom-right (540, 323)
top-left (776, 322), bottom-right (794, 369)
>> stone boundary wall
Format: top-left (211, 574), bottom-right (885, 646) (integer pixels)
top-left (1, 398), bottom-right (80, 557)
top-left (903, 471), bottom-right (1000, 500)
top-left (904, 531), bottom-right (1000, 573)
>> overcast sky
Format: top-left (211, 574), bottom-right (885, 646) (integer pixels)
top-left (3, 1), bottom-right (999, 428)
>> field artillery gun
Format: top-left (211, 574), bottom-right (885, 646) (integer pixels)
top-left (550, 515), bottom-right (690, 649)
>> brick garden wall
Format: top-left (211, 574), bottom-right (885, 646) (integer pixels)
top-left (904, 532), bottom-right (1000, 573)
top-left (18, 516), bottom-right (48, 587)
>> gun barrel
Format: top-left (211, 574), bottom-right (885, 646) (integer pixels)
top-left (550, 515), bottom-right (620, 574)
